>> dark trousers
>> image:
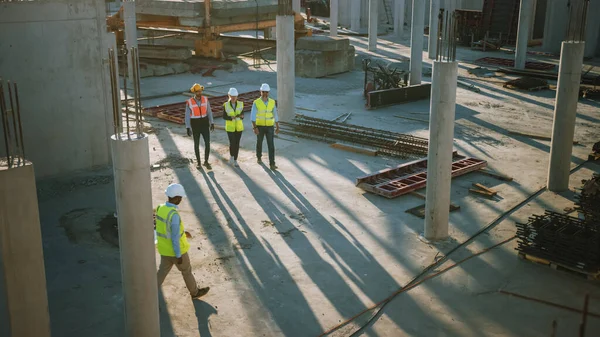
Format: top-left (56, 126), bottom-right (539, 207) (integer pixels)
top-left (191, 118), bottom-right (210, 162)
top-left (256, 126), bottom-right (275, 165)
top-left (227, 131), bottom-right (243, 160)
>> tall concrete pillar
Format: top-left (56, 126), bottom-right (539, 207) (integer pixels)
top-left (547, 42), bottom-right (585, 192)
top-left (351, 0), bottom-right (361, 31)
top-left (410, 0), bottom-right (425, 85)
top-left (123, 0), bottom-right (138, 81)
top-left (394, 0), bottom-right (405, 37)
top-left (111, 134), bottom-right (160, 337)
top-left (293, 0), bottom-right (301, 13)
top-left (515, 0), bottom-right (534, 69)
top-left (428, 0), bottom-right (440, 59)
top-left (0, 164), bottom-right (51, 337)
top-left (424, 61), bottom-right (458, 241)
top-left (277, 1), bottom-right (295, 123)
top-left (330, 0), bottom-right (338, 37)
top-left (368, 0), bottom-right (378, 50)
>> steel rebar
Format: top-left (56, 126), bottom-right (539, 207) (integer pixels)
top-left (7, 81), bottom-right (20, 166)
top-left (0, 80), bottom-right (12, 168)
top-left (132, 47), bottom-right (143, 137)
top-left (566, 0), bottom-right (589, 42)
top-left (108, 48), bottom-right (120, 138)
top-left (436, 8), bottom-right (457, 62)
top-left (14, 82), bottom-right (24, 165)
top-left (121, 47), bottom-right (131, 140)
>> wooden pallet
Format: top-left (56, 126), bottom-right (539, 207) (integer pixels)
top-left (518, 252), bottom-right (600, 280)
top-left (356, 153), bottom-right (488, 198)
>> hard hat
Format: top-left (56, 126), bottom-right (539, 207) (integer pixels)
top-left (228, 87), bottom-right (239, 96)
top-left (165, 183), bottom-right (186, 198)
top-left (260, 83), bottom-right (270, 92)
top-left (190, 83), bottom-right (204, 93)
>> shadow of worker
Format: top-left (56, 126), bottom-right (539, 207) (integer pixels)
top-left (194, 300), bottom-right (218, 337)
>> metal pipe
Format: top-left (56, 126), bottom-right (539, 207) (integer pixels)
top-left (122, 47), bottom-right (130, 140)
top-left (108, 48), bottom-right (119, 138)
top-left (14, 82), bottom-right (25, 165)
top-left (7, 81), bottom-right (19, 167)
top-left (133, 47), bottom-right (143, 137)
top-left (0, 80), bottom-right (11, 167)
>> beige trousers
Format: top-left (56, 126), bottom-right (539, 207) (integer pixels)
top-left (157, 252), bottom-right (197, 295)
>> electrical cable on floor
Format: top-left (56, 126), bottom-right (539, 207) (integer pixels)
top-left (318, 159), bottom-right (591, 337)
top-left (253, 0), bottom-right (276, 72)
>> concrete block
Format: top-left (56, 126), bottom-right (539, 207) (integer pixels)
top-left (295, 46), bottom-right (356, 78)
top-left (296, 36), bottom-right (350, 52)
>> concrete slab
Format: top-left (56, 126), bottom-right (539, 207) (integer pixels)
top-left (296, 36), bottom-right (351, 52)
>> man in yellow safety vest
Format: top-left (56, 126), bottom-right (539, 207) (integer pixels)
top-left (251, 83), bottom-right (280, 170)
top-left (223, 87), bottom-right (244, 167)
top-left (156, 183), bottom-right (209, 299)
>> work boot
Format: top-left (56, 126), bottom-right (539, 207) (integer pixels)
top-left (234, 160), bottom-right (239, 167)
top-left (195, 158), bottom-right (201, 168)
top-left (203, 161), bottom-right (212, 170)
top-left (257, 157), bottom-right (263, 164)
top-left (191, 287), bottom-right (210, 300)
top-left (229, 157), bottom-right (234, 165)
top-left (270, 164), bottom-right (278, 170)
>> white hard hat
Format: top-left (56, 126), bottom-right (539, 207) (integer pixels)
top-left (165, 183), bottom-right (186, 198)
top-left (260, 83), bottom-right (270, 92)
top-left (228, 87), bottom-right (239, 96)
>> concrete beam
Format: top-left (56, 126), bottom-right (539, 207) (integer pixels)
top-left (0, 164), bottom-right (51, 337)
top-left (410, 0), bottom-right (425, 84)
top-left (515, 0), bottom-right (534, 69)
top-left (111, 134), bottom-right (160, 337)
top-left (547, 41), bottom-right (585, 192)
top-left (276, 14), bottom-right (295, 122)
top-left (424, 61), bottom-right (458, 241)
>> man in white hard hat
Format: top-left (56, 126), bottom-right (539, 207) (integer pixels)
top-left (223, 87), bottom-right (244, 167)
top-left (156, 183), bottom-right (209, 299)
top-left (251, 83), bottom-right (280, 170)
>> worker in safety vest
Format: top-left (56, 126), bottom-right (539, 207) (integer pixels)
top-left (156, 183), bottom-right (210, 300)
top-left (185, 83), bottom-right (215, 169)
top-left (251, 83), bottom-right (280, 170)
top-left (223, 88), bottom-right (244, 167)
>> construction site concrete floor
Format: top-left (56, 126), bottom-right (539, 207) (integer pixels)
top-left (36, 29), bottom-right (600, 337)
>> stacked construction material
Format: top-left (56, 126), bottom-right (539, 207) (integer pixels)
top-left (576, 174), bottom-right (600, 224)
top-left (279, 114), bottom-right (429, 159)
top-left (516, 211), bottom-right (600, 273)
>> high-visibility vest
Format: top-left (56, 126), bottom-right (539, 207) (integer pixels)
top-left (187, 96), bottom-right (208, 118)
top-left (254, 98), bottom-right (276, 127)
top-left (224, 100), bottom-right (244, 132)
top-left (155, 204), bottom-right (190, 257)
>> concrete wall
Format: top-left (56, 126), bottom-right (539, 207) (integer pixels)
top-left (0, 0), bottom-right (113, 178)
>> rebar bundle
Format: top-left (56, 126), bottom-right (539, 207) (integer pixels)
top-left (516, 211), bottom-right (600, 273)
top-left (280, 114), bottom-right (429, 159)
top-left (575, 174), bottom-right (600, 224)
top-left (0, 78), bottom-right (26, 168)
top-left (363, 59), bottom-right (408, 92)
top-left (436, 8), bottom-right (458, 62)
top-left (108, 46), bottom-right (144, 140)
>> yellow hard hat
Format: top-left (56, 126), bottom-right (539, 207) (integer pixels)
top-left (190, 83), bottom-right (204, 93)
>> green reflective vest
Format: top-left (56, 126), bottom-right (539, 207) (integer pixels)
top-left (254, 98), bottom-right (276, 127)
top-left (155, 204), bottom-right (190, 257)
top-left (224, 100), bottom-right (244, 132)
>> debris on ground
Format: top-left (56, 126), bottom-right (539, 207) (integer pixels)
top-left (476, 57), bottom-right (555, 70)
top-left (467, 67), bottom-right (498, 78)
top-left (406, 203), bottom-right (460, 219)
top-left (469, 183), bottom-right (498, 198)
top-left (151, 154), bottom-right (192, 171)
top-left (503, 77), bottom-right (549, 91)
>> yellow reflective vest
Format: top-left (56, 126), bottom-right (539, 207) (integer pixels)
top-left (155, 204), bottom-right (190, 257)
top-left (254, 98), bottom-right (276, 127)
top-left (224, 100), bottom-right (244, 132)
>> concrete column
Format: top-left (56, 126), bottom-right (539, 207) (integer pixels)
top-left (330, 0), bottom-right (338, 37)
top-left (111, 134), bottom-right (160, 337)
top-left (547, 42), bottom-right (585, 192)
top-left (410, 0), bottom-right (425, 85)
top-left (123, 0), bottom-right (138, 81)
top-left (276, 14), bottom-right (295, 123)
top-left (515, 0), bottom-right (534, 69)
top-left (428, 0), bottom-right (440, 59)
top-left (394, 0), bottom-right (405, 37)
top-left (351, 0), bottom-right (361, 31)
top-left (293, 0), bottom-right (301, 13)
top-left (368, 0), bottom-right (378, 50)
top-left (424, 61), bottom-right (458, 241)
top-left (0, 164), bottom-right (51, 337)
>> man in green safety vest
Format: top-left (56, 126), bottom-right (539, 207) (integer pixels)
top-left (156, 183), bottom-right (209, 299)
top-left (251, 83), bottom-right (280, 170)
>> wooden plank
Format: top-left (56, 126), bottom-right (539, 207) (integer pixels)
top-left (330, 143), bottom-right (378, 156)
top-left (472, 183), bottom-right (497, 196)
top-left (469, 188), bottom-right (496, 198)
top-left (478, 168), bottom-right (513, 181)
